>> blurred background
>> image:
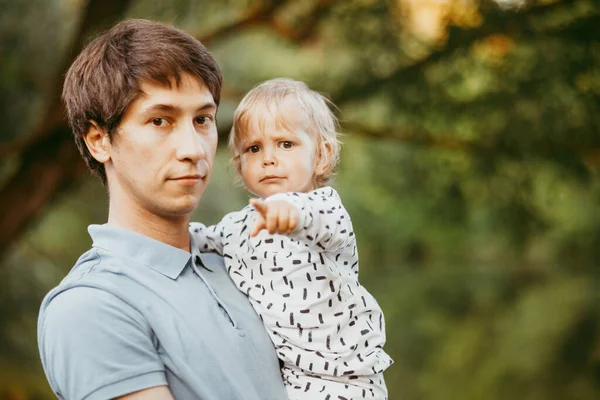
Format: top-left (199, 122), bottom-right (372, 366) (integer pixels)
top-left (1, 0), bottom-right (599, 398)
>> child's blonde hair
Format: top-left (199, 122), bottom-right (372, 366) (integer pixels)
top-left (229, 78), bottom-right (341, 188)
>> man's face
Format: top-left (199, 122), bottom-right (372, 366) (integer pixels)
top-left (105, 73), bottom-right (218, 219)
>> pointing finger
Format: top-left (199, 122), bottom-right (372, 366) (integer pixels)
top-left (250, 198), bottom-right (269, 217)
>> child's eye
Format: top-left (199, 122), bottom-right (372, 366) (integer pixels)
top-left (248, 145), bottom-right (260, 153)
top-left (279, 141), bottom-right (294, 149)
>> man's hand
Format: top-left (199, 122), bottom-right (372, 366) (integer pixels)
top-left (250, 198), bottom-right (299, 237)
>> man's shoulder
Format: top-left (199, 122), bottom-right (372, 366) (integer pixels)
top-left (39, 275), bottom-right (141, 330)
top-left (39, 247), bottom-right (143, 323)
top-left (37, 282), bottom-right (162, 400)
top-left (40, 285), bottom-right (131, 324)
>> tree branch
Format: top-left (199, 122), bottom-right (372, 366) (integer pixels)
top-left (0, 0), bottom-right (135, 159)
top-left (348, 123), bottom-right (474, 152)
top-left (346, 121), bottom-right (600, 171)
top-left (197, 0), bottom-right (287, 46)
top-left (331, 0), bottom-right (578, 105)
top-left (0, 0), bottom-right (133, 258)
top-left (198, 0), bottom-right (339, 45)
top-left (268, 0), bottom-right (340, 42)
top-left (0, 127), bottom-right (87, 255)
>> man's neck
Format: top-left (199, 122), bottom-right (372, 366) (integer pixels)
top-left (107, 198), bottom-right (191, 253)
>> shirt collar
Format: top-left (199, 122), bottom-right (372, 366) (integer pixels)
top-left (88, 224), bottom-right (195, 279)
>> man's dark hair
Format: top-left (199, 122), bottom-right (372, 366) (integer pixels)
top-left (62, 19), bottom-right (223, 185)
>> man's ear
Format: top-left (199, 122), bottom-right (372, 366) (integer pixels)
top-left (83, 122), bottom-right (111, 164)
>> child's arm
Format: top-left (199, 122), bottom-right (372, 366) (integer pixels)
top-left (251, 187), bottom-right (354, 251)
top-left (189, 213), bottom-right (236, 255)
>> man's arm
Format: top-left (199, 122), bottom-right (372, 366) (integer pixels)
top-left (39, 287), bottom-right (168, 400)
top-left (116, 386), bottom-right (174, 399)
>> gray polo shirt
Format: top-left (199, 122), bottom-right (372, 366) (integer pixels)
top-left (38, 224), bottom-right (287, 400)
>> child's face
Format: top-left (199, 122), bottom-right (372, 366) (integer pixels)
top-left (238, 96), bottom-right (319, 198)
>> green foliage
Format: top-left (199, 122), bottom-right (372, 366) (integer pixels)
top-left (0, 0), bottom-right (79, 144)
top-left (1, 0), bottom-right (599, 398)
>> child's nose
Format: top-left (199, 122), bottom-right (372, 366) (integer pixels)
top-left (262, 148), bottom-right (277, 166)
top-left (262, 157), bottom-right (276, 166)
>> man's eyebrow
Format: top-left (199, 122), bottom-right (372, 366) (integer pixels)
top-left (141, 104), bottom-right (177, 114)
top-left (197, 101), bottom-right (217, 111)
top-left (141, 102), bottom-right (217, 114)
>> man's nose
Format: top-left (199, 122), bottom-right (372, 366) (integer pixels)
top-left (175, 122), bottom-right (206, 162)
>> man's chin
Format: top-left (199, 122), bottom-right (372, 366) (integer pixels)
top-left (156, 195), bottom-right (202, 218)
top-left (174, 199), bottom-right (202, 215)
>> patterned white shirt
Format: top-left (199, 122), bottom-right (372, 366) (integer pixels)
top-left (191, 187), bottom-right (393, 380)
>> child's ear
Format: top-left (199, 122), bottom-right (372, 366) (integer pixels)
top-left (83, 121), bottom-right (111, 164)
top-left (315, 143), bottom-right (333, 176)
top-left (233, 154), bottom-right (242, 175)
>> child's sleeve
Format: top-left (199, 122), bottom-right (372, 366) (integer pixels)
top-left (189, 216), bottom-right (232, 255)
top-left (265, 187), bottom-right (354, 252)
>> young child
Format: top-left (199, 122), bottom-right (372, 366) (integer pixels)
top-left (191, 78), bottom-right (393, 399)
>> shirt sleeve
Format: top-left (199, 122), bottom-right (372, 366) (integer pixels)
top-left (38, 287), bottom-right (167, 400)
top-left (265, 187), bottom-right (355, 252)
top-left (190, 210), bottom-right (251, 256)
top-left (190, 221), bottom-right (226, 255)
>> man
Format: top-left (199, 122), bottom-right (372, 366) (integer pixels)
top-left (37, 19), bottom-right (288, 399)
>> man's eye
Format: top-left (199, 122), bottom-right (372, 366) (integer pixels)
top-left (151, 118), bottom-right (167, 127)
top-left (280, 141), bottom-right (293, 149)
top-left (248, 145), bottom-right (260, 153)
top-left (195, 116), bottom-right (210, 125)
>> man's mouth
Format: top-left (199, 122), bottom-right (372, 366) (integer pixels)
top-left (170, 174), bottom-right (205, 185)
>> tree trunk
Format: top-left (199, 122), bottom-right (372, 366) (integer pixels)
top-left (0, 0), bottom-right (133, 258)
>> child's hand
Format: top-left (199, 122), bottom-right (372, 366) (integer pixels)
top-left (250, 198), bottom-right (299, 237)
